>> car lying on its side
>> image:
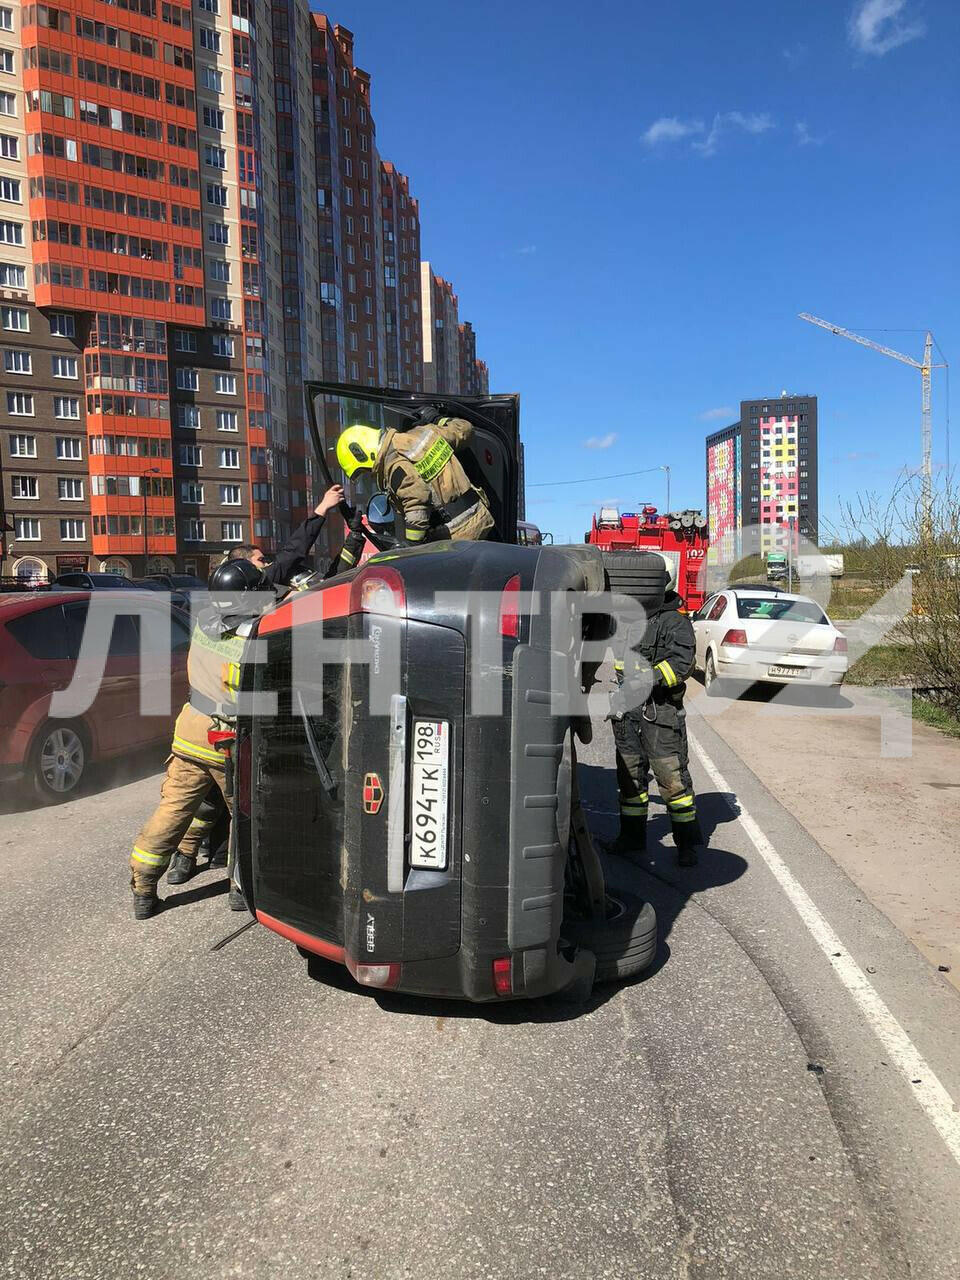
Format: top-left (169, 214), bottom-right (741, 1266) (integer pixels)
top-left (0, 592), bottom-right (190, 801)
top-left (692, 586), bottom-right (848, 695)
top-left (233, 383), bottom-right (657, 1003)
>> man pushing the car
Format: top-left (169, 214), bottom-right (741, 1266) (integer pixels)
top-left (128, 484), bottom-right (362, 919)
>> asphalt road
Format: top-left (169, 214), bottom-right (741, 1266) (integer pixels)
top-left (2, 711), bottom-right (960, 1280)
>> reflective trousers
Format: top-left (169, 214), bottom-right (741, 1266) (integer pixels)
top-left (612, 698), bottom-right (703, 850)
top-left (130, 754), bottom-right (232, 896)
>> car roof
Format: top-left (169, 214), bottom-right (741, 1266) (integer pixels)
top-left (726, 587), bottom-right (820, 605)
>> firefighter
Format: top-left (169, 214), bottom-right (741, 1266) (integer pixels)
top-left (132, 486), bottom-right (357, 916)
top-left (159, 486), bottom-right (366, 894)
top-left (605, 558), bottom-right (704, 867)
top-left (335, 406), bottom-right (495, 544)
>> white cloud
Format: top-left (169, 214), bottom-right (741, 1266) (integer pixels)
top-left (642, 116), bottom-right (705, 146)
top-left (700, 406), bottom-right (735, 421)
top-left (692, 111), bottom-right (775, 156)
top-left (795, 121), bottom-right (827, 146)
top-left (582, 433), bottom-right (618, 450)
top-left (517, 244), bottom-right (537, 255)
top-left (849, 0), bottom-right (925, 56)
top-left (782, 43), bottom-right (807, 65)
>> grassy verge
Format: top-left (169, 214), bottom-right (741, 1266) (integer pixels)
top-left (912, 698), bottom-right (960, 738)
top-left (846, 643), bottom-right (916, 686)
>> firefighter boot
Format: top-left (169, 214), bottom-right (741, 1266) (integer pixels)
top-left (673, 819), bottom-right (703, 868)
top-left (166, 851), bottom-right (197, 885)
top-left (601, 815), bottom-right (648, 861)
top-left (132, 893), bottom-right (160, 921)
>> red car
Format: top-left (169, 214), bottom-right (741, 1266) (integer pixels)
top-left (0, 592), bottom-right (190, 803)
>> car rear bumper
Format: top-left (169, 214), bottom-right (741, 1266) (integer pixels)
top-left (717, 649), bottom-right (847, 686)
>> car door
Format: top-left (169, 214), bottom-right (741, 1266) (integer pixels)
top-left (702, 593), bottom-right (729, 660)
top-left (64, 601), bottom-right (142, 755)
top-left (692, 595), bottom-right (717, 668)
top-left (305, 380), bottom-right (521, 544)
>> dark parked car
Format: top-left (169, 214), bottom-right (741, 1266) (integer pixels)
top-left (51, 572), bottom-right (139, 591)
top-left (0, 592), bottom-right (190, 802)
top-left (234, 383), bottom-right (657, 1002)
top-left (145, 573), bottom-right (207, 592)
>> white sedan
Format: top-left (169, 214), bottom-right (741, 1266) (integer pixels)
top-left (691, 587), bottom-right (848, 695)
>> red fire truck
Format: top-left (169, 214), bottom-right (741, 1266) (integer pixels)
top-left (587, 505), bottom-right (709, 613)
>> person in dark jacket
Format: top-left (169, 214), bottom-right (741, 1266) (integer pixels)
top-left (605, 559), bottom-right (704, 867)
top-left (224, 483), bottom-right (361, 581)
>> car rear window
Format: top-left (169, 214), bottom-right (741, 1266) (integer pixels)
top-left (736, 597), bottom-right (828, 624)
top-left (5, 605), bottom-right (74, 660)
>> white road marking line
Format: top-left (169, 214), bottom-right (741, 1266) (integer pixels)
top-left (690, 732), bottom-right (960, 1169)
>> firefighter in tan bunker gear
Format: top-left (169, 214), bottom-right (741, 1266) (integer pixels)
top-left (130, 485), bottom-right (354, 920)
top-left (336, 407), bottom-right (495, 543)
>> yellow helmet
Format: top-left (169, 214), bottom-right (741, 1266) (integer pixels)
top-left (336, 424), bottom-right (382, 477)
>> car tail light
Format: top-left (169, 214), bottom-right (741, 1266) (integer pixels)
top-left (237, 734), bottom-right (252, 817)
top-left (492, 955), bottom-right (513, 997)
top-left (499, 574), bottom-right (522, 639)
top-left (834, 635), bottom-right (848, 654)
top-left (722, 628), bottom-right (748, 646)
top-left (345, 955), bottom-right (402, 989)
top-left (348, 564), bottom-right (406, 617)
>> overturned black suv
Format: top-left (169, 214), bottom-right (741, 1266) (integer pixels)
top-left (233, 383), bottom-right (656, 1001)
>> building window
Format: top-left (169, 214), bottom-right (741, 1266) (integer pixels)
top-left (12, 475), bottom-right (37, 499)
top-left (216, 409), bottom-right (238, 431)
top-left (15, 516), bottom-right (40, 540)
top-left (176, 404), bottom-right (201, 429)
top-left (3, 349), bottom-right (31, 374)
top-left (184, 519), bottom-right (205, 540)
top-left (56, 436), bottom-right (81, 459)
top-left (52, 354), bottom-right (78, 378)
top-left (174, 331), bottom-right (197, 353)
top-left (181, 481), bottom-right (203, 504)
top-left (49, 312), bottom-right (75, 337)
top-left (60, 518), bottom-right (85, 541)
top-left (0, 133), bottom-right (18, 159)
top-left (0, 219), bottom-right (23, 244)
top-left (211, 334), bottom-right (234, 357)
top-left (179, 444), bottom-right (202, 466)
top-left (221, 520), bottom-right (242, 542)
top-left (0, 8), bottom-right (13, 32)
top-left (53, 395), bottom-right (80, 419)
top-left (206, 184), bottom-right (228, 207)
top-left (2, 305), bottom-right (28, 330)
top-left (7, 390), bottom-right (33, 415)
top-left (0, 263), bottom-right (25, 287)
top-left (201, 66), bottom-right (222, 92)
top-left (220, 483), bottom-right (241, 504)
top-left (0, 176), bottom-right (20, 202)
top-left (207, 222), bottom-right (229, 244)
top-left (215, 373), bottom-right (236, 395)
top-left (208, 259), bottom-right (230, 283)
top-left (202, 106), bottom-right (225, 131)
top-left (204, 144), bottom-right (226, 169)
top-left (198, 26), bottom-right (220, 52)
top-left (217, 447), bottom-right (239, 468)
top-left (58, 477), bottom-right (83, 500)
top-left (0, 91), bottom-right (16, 116)
top-left (209, 296), bottom-right (232, 321)
top-left (176, 368), bottom-right (199, 391)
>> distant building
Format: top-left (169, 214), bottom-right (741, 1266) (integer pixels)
top-left (706, 393), bottom-right (818, 558)
top-left (457, 322), bottom-right (488, 396)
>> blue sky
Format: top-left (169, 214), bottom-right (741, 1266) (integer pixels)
top-left (316, 0), bottom-right (959, 541)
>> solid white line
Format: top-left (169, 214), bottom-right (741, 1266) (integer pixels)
top-left (690, 732), bottom-right (960, 1169)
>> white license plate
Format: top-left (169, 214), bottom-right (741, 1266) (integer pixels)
top-left (768, 665), bottom-right (812, 679)
top-left (410, 720), bottom-right (449, 870)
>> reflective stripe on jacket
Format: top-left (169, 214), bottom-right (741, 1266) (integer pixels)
top-left (374, 417), bottom-right (491, 541)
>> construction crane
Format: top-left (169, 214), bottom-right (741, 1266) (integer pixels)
top-left (798, 312), bottom-right (947, 535)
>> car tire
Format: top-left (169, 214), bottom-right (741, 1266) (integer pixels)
top-left (704, 652), bottom-right (723, 697)
top-left (27, 720), bottom-right (88, 804)
top-left (562, 890), bottom-right (657, 982)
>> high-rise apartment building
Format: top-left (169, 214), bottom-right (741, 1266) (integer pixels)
top-left (457, 320), bottom-right (488, 396)
top-left (1, 5), bottom-right (488, 583)
top-left (705, 392), bottom-right (818, 558)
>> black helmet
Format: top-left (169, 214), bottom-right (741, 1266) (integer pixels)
top-left (208, 557), bottom-right (266, 593)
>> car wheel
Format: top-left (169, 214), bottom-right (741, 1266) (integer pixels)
top-left (562, 890), bottom-right (657, 982)
top-left (28, 721), bottom-right (88, 804)
top-left (704, 652), bottom-right (723, 697)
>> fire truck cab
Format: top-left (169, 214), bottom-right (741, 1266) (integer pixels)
top-left (587, 505), bottom-right (709, 613)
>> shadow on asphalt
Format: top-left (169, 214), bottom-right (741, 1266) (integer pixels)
top-left (161, 877), bottom-right (230, 911)
top-left (691, 672), bottom-right (853, 710)
top-left (577, 762), bottom-right (749, 982)
top-left (0, 744), bottom-right (168, 816)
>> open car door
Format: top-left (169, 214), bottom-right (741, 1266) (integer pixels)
top-left (304, 381), bottom-right (521, 544)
